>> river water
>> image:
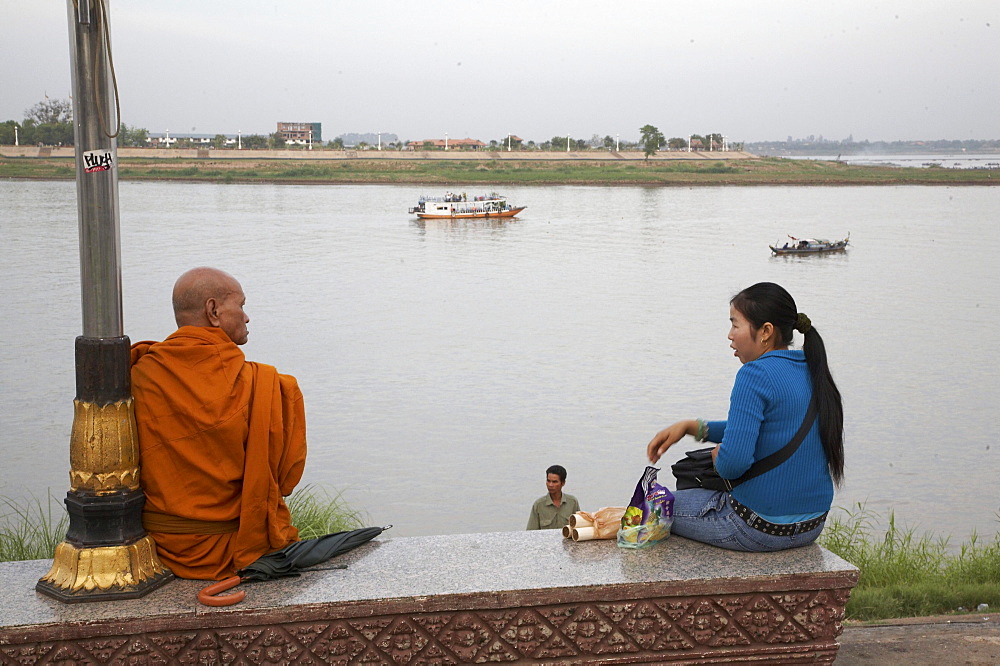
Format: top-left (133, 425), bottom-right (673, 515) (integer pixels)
top-left (794, 154), bottom-right (1000, 170)
top-left (1, 179), bottom-right (997, 543)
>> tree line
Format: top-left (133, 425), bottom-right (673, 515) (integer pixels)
top-left (638, 125), bottom-right (737, 158)
top-left (0, 97), bottom-right (292, 149)
top-left (2, 99), bottom-right (738, 156)
top-left (1, 98), bottom-right (74, 147)
top-left (1, 97), bottom-right (154, 148)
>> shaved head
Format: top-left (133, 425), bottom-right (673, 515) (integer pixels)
top-left (172, 267), bottom-right (250, 344)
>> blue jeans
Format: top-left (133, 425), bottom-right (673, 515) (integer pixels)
top-left (671, 488), bottom-right (825, 552)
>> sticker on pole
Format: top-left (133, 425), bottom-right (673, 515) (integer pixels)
top-left (83, 150), bottom-right (114, 173)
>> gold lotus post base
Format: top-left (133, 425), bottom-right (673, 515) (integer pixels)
top-left (37, 347), bottom-right (175, 603)
top-left (36, 535), bottom-right (173, 603)
top-left (68, 399), bottom-right (140, 493)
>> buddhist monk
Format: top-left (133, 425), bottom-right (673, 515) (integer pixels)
top-left (130, 267), bottom-right (306, 580)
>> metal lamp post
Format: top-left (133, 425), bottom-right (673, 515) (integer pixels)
top-left (37, 0), bottom-right (172, 603)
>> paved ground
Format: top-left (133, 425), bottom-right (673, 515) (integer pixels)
top-left (838, 614), bottom-right (1000, 664)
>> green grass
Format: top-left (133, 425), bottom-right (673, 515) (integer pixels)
top-left (285, 484), bottom-right (367, 539)
top-left (0, 494), bottom-right (68, 562)
top-left (3, 154), bottom-right (999, 185)
top-left (819, 503), bottom-right (1000, 621)
top-left (0, 486), bottom-right (365, 562)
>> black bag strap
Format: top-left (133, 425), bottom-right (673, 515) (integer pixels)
top-left (726, 397), bottom-right (818, 490)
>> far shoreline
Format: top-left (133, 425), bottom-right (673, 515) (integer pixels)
top-left (2, 149), bottom-right (997, 187)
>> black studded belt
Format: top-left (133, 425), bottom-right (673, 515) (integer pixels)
top-left (729, 496), bottom-right (827, 537)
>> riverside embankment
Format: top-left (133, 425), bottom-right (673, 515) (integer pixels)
top-left (1, 147), bottom-right (997, 186)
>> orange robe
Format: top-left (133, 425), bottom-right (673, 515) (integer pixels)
top-left (130, 326), bottom-right (306, 580)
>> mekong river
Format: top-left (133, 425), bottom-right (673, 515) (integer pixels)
top-left (1, 180), bottom-right (997, 542)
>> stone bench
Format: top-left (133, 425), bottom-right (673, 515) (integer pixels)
top-left (0, 530), bottom-right (858, 664)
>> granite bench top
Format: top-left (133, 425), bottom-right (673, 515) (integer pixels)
top-left (0, 530), bottom-right (857, 632)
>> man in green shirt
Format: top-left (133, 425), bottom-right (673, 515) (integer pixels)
top-left (526, 465), bottom-right (580, 530)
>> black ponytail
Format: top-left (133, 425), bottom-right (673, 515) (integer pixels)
top-left (801, 326), bottom-right (844, 485)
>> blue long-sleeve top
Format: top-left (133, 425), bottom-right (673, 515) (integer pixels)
top-left (704, 349), bottom-right (833, 521)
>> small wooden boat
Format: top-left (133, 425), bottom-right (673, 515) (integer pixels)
top-left (770, 234), bottom-right (849, 255)
top-left (409, 192), bottom-right (525, 219)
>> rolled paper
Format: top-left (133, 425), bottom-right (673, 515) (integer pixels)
top-left (569, 513), bottom-right (594, 529)
top-left (571, 526), bottom-right (597, 542)
top-left (562, 525), bottom-right (572, 538)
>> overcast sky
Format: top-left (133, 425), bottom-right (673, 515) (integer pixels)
top-left (3, 1), bottom-right (997, 143)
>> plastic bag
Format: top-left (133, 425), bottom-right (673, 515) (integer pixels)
top-left (617, 466), bottom-right (674, 549)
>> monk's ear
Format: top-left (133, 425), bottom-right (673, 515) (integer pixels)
top-left (205, 297), bottom-right (221, 326)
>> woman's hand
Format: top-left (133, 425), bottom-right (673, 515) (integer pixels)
top-left (647, 419), bottom-right (698, 463)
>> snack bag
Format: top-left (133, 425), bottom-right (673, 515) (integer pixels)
top-left (617, 466), bottom-right (674, 549)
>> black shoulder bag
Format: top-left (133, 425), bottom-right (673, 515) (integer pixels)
top-left (670, 399), bottom-right (818, 492)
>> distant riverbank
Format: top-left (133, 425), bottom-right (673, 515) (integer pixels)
top-left (2, 152), bottom-right (997, 186)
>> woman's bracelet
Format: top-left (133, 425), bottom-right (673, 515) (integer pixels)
top-left (695, 418), bottom-right (708, 442)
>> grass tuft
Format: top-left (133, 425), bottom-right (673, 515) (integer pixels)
top-left (820, 503), bottom-right (1000, 620)
top-left (0, 494), bottom-right (67, 562)
top-left (286, 485), bottom-right (367, 539)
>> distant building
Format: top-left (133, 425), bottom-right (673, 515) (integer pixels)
top-left (406, 138), bottom-right (486, 150)
top-left (146, 132), bottom-right (177, 147)
top-left (277, 122), bottom-right (322, 146)
top-left (145, 132), bottom-right (242, 147)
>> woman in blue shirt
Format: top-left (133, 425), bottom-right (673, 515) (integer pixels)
top-left (647, 282), bottom-right (844, 551)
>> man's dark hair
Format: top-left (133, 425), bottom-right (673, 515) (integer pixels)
top-left (546, 465), bottom-right (567, 483)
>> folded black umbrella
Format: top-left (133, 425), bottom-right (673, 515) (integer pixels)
top-left (238, 525), bottom-right (390, 582)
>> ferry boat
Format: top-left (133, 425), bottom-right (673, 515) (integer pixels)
top-left (770, 234), bottom-right (850, 255)
top-left (409, 192), bottom-right (525, 219)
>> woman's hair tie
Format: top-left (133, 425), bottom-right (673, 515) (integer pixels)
top-left (795, 312), bottom-right (812, 334)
